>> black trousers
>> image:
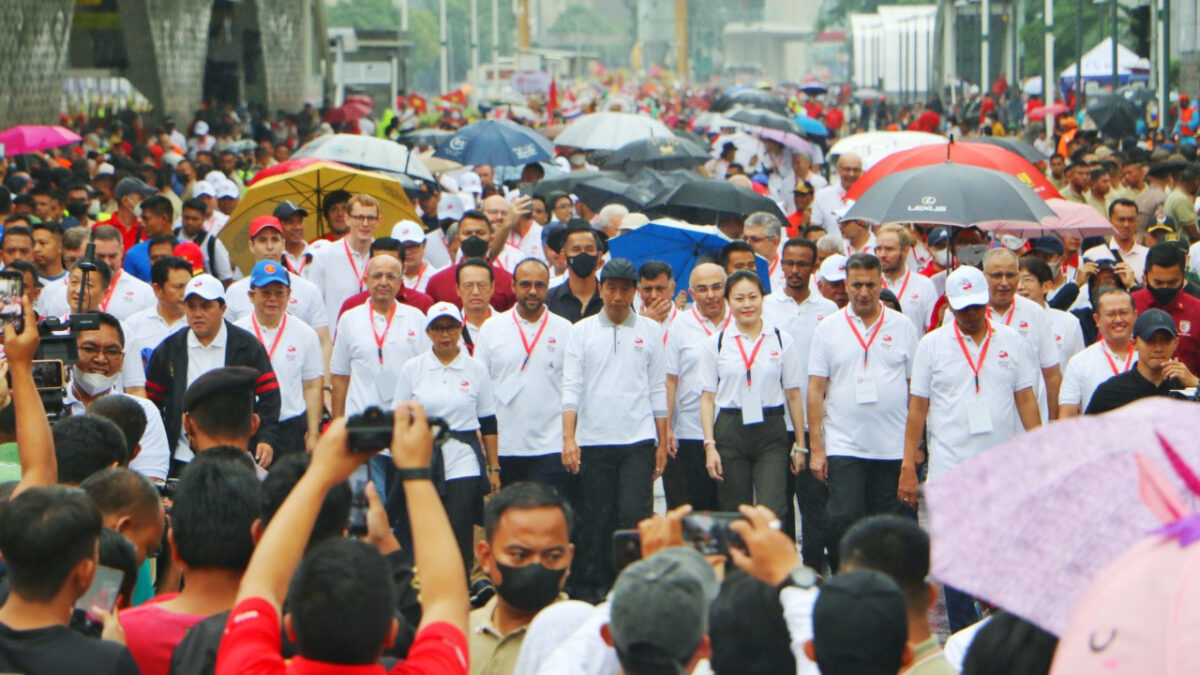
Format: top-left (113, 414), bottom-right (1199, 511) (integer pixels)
top-left (275, 415), bottom-right (307, 459)
top-left (713, 408), bottom-right (788, 518)
top-left (792, 464), bottom-right (830, 572)
top-left (664, 439), bottom-right (718, 511)
top-left (443, 476), bottom-right (484, 578)
top-left (568, 441), bottom-right (655, 603)
top-left (499, 453), bottom-right (568, 494)
top-left (824, 456), bottom-right (914, 572)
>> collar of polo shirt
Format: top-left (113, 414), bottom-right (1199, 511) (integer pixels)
top-left (598, 311), bottom-right (639, 328)
top-left (424, 349), bottom-right (468, 371)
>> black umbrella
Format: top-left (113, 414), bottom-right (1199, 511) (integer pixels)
top-left (531, 171), bottom-right (624, 199)
top-left (1119, 85), bottom-right (1156, 109)
top-left (725, 108), bottom-right (801, 135)
top-left (1086, 93), bottom-right (1142, 139)
top-left (645, 179), bottom-right (787, 225)
top-left (966, 137), bottom-right (1047, 164)
top-left (711, 89), bottom-right (788, 116)
top-left (626, 167), bottom-right (703, 194)
top-left (672, 128), bottom-right (710, 148)
top-left (601, 136), bottom-right (710, 172)
top-left (572, 177), bottom-right (657, 212)
top-left (842, 163), bottom-right (1056, 228)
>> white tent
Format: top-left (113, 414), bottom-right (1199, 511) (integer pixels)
top-left (1058, 37), bottom-right (1151, 90)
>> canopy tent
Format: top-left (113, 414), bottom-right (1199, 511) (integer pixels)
top-left (1058, 38), bottom-right (1150, 91)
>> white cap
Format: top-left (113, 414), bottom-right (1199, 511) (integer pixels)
top-left (194, 120), bottom-right (210, 136)
top-left (96, 162), bottom-right (115, 176)
top-left (438, 193), bottom-right (464, 221)
top-left (425, 301), bottom-right (462, 328)
top-left (817, 254), bottom-right (848, 282)
top-left (204, 170), bottom-right (226, 185)
top-left (184, 274), bottom-right (225, 302)
top-left (945, 266), bottom-right (989, 310)
top-left (391, 220), bottom-right (426, 245)
top-left (618, 213), bottom-right (649, 232)
top-left (460, 171), bottom-right (483, 194)
top-left (193, 181), bottom-right (216, 198)
top-left (439, 173), bottom-right (460, 194)
top-left (216, 181), bottom-right (239, 199)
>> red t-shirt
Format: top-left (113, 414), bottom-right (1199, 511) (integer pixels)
top-left (119, 593), bottom-right (209, 675)
top-left (215, 597), bottom-right (468, 675)
top-left (424, 263), bottom-right (516, 312)
top-left (94, 212), bottom-right (144, 252)
top-left (1132, 286), bottom-right (1200, 375)
top-left (337, 286), bottom-right (435, 320)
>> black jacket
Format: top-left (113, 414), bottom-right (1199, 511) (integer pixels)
top-left (145, 320), bottom-right (281, 457)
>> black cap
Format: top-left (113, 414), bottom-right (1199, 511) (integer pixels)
top-left (812, 569), bottom-right (909, 675)
top-left (182, 366), bottom-right (259, 413)
top-left (114, 177), bottom-right (156, 202)
top-left (1133, 308), bottom-right (1177, 341)
top-left (1029, 236), bottom-right (1064, 256)
top-left (273, 200), bottom-right (309, 220)
top-left (600, 257), bottom-right (638, 283)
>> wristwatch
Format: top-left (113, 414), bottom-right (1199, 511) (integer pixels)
top-left (487, 466), bottom-right (502, 474)
top-left (396, 467), bottom-right (433, 482)
top-left (777, 565), bottom-right (819, 591)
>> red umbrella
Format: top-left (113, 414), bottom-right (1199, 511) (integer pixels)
top-left (1029, 103), bottom-right (1071, 121)
top-left (247, 158), bottom-right (353, 186)
top-left (844, 142), bottom-right (1062, 202)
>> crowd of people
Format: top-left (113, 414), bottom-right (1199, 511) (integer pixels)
top-left (0, 79), bottom-right (1196, 675)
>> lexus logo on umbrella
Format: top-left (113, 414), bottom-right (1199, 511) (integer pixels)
top-left (908, 195), bottom-right (947, 213)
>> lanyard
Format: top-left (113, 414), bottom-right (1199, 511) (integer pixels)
top-left (513, 310), bottom-right (550, 371)
top-left (691, 306), bottom-right (732, 337)
top-left (410, 263), bottom-right (428, 288)
top-left (370, 304), bottom-right (398, 364)
top-left (251, 314), bottom-right (288, 360)
top-left (953, 321), bottom-right (993, 394)
top-left (844, 307), bottom-right (884, 366)
top-left (884, 270), bottom-right (910, 300)
top-left (1102, 341), bottom-right (1135, 375)
top-left (344, 239), bottom-right (365, 291)
top-left (734, 333), bottom-right (766, 387)
top-left (99, 270), bottom-right (121, 312)
top-left (290, 251), bottom-right (308, 275)
top-left (988, 303), bottom-right (1016, 326)
top-left (661, 305), bottom-right (678, 344)
top-left (768, 255), bottom-right (779, 278)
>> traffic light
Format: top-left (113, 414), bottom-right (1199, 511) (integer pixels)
top-left (1130, 5), bottom-right (1151, 59)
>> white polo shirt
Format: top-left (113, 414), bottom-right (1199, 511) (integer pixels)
top-left (177, 324), bottom-right (229, 460)
top-left (394, 349), bottom-right (495, 480)
top-left (224, 271), bottom-right (331, 331)
top-left (808, 306), bottom-right (917, 460)
top-left (910, 321), bottom-right (1037, 480)
top-left (123, 306), bottom-right (188, 371)
top-left (234, 313), bottom-right (323, 420)
top-left (665, 306), bottom-right (731, 441)
top-left (762, 255), bottom-right (786, 295)
top-left (883, 268), bottom-right (937, 335)
top-left (811, 182), bottom-right (848, 233)
top-left (986, 295), bottom-right (1060, 420)
top-left (1045, 306), bottom-right (1085, 369)
top-left (39, 271), bottom-right (155, 321)
top-left (64, 389), bottom-right (171, 482)
top-left (475, 307), bottom-right (573, 457)
top-left (330, 301), bottom-right (430, 417)
top-left (307, 237), bottom-right (371, 326)
top-left (561, 311), bottom-right (667, 447)
top-left (844, 232), bottom-right (877, 257)
top-left (763, 290), bottom-right (838, 431)
top-left (404, 262), bottom-right (442, 293)
top-left (697, 320), bottom-right (805, 410)
top-left (1059, 339), bottom-right (1138, 412)
top-left (507, 222), bottom-right (547, 263)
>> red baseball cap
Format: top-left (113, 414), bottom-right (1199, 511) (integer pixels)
top-left (249, 215), bottom-right (283, 239)
top-left (173, 241), bottom-right (206, 275)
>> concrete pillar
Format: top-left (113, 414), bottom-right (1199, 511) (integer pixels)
top-left (0, 0), bottom-right (75, 127)
top-left (254, 0), bottom-right (308, 113)
top-left (117, 0), bottom-right (214, 123)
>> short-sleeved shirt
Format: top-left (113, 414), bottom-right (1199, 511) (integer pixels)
top-left (469, 596), bottom-right (530, 675)
top-left (1085, 368), bottom-right (1185, 415)
top-left (0, 620), bottom-right (139, 674)
top-left (118, 592), bottom-right (208, 675)
top-left (1163, 187), bottom-right (1198, 235)
top-left (225, 272), bottom-right (331, 331)
top-left (124, 307), bottom-right (188, 371)
top-left (234, 314), bottom-right (324, 420)
top-left (882, 269), bottom-right (937, 335)
top-left (665, 307), bottom-right (732, 440)
top-left (698, 320), bottom-right (805, 409)
top-left (546, 282), bottom-right (603, 324)
top-left (763, 291), bottom-right (838, 431)
top-left (330, 302), bottom-right (430, 417)
top-left (394, 349), bottom-right (495, 480)
top-left (307, 237), bottom-right (372, 328)
top-left (1046, 306), bottom-right (1086, 368)
top-left (1059, 339), bottom-right (1138, 412)
top-left (810, 182), bottom-right (848, 232)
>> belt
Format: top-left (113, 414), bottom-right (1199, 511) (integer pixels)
top-left (719, 405), bottom-right (785, 416)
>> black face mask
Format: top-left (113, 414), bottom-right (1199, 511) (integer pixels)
top-left (65, 201), bottom-right (89, 218)
top-left (567, 252), bottom-right (598, 278)
top-left (1149, 284), bottom-right (1182, 306)
top-left (493, 561), bottom-right (565, 612)
top-left (461, 235), bottom-right (488, 259)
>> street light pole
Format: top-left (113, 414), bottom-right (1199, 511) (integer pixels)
top-left (440, 0), bottom-right (449, 93)
top-left (1111, 0), bottom-right (1119, 90)
top-left (982, 0), bottom-right (991, 92)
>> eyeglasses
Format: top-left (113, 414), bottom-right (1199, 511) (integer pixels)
top-left (459, 281), bottom-right (491, 291)
top-left (348, 214), bottom-right (380, 223)
top-left (428, 324), bottom-right (461, 334)
top-left (367, 272), bottom-right (401, 281)
top-left (78, 345), bottom-right (124, 358)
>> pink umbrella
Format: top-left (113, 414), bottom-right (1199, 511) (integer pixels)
top-left (247, 157), bottom-right (353, 186)
top-left (925, 398), bottom-right (1200, 636)
top-left (749, 125), bottom-right (817, 157)
top-left (0, 125), bottom-right (82, 155)
top-left (1029, 103), bottom-right (1071, 121)
top-left (980, 197), bottom-right (1117, 238)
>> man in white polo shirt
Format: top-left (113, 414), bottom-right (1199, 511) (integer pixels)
top-left (875, 224), bottom-right (937, 335)
top-left (816, 253), bottom-right (849, 308)
top-left (233, 260), bottom-right (324, 455)
top-left (392, 220), bottom-right (441, 293)
top-left (38, 225), bottom-right (156, 320)
top-left (562, 257), bottom-right (667, 603)
top-left (307, 193), bottom-right (379, 325)
top-left (811, 152), bottom-right (862, 233)
top-left (807, 253), bottom-right (918, 571)
top-left (123, 257), bottom-right (192, 371)
top-left (475, 258), bottom-right (573, 493)
top-left (1059, 286), bottom-right (1138, 417)
top-left (902, 265), bottom-right (1041, 632)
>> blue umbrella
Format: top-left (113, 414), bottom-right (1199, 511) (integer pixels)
top-left (608, 221), bottom-right (774, 294)
top-left (794, 113), bottom-right (829, 137)
top-left (433, 119), bottom-right (554, 167)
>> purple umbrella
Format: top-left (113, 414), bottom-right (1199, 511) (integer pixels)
top-left (0, 125), bottom-right (82, 155)
top-left (925, 398), bottom-right (1200, 636)
top-left (750, 126), bottom-right (817, 157)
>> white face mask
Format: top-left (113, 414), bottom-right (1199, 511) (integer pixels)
top-left (1000, 235), bottom-right (1026, 251)
top-left (931, 248), bottom-right (951, 267)
top-left (73, 367), bottom-right (120, 396)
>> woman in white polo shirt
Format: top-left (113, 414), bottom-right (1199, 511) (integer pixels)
top-left (393, 301), bottom-right (499, 574)
top-left (699, 270), bottom-right (806, 518)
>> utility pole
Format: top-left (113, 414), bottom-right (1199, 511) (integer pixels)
top-left (1044, 0), bottom-right (1055, 129)
top-left (1075, 0), bottom-right (1082, 107)
top-left (675, 0), bottom-right (688, 82)
top-left (519, 0), bottom-right (530, 49)
top-left (1111, 0), bottom-right (1119, 90)
top-left (982, 0), bottom-right (991, 92)
top-left (440, 0), bottom-right (449, 93)
top-left (1157, 0), bottom-right (1168, 124)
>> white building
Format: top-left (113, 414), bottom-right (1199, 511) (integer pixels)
top-left (850, 5), bottom-right (938, 99)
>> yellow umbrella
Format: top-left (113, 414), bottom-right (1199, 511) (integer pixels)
top-left (218, 162), bottom-right (418, 275)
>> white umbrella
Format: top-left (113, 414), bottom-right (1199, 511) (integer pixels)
top-left (554, 112), bottom-right (673, 151)
top-left (292, 133), bottom-right (436, 184)
top-left (828, 130), bottom-right (947, 169)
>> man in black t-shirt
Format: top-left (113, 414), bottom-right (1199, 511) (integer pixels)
top-left (1087, 309), bottom-right (1200, 414)
top-left (0, 486), bottom-right (139, 674)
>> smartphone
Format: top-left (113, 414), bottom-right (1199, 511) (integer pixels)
top-left (0, 271), bottom-right (23, 335)
top-left (348, 464), bottom-right (371, 536)
top-left (31, 360), bottom-right (65, 390)
top-left (681, 512), bottom-right (747, 557)
top-left (70, 565), bottom-right (124, 638)
top-left (612, 529), bottom-right (642, 572)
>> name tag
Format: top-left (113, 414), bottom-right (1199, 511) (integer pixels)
top-left (966, 399), bottom-right (993, 435)
top-left (494, 372), bottom-right (523, 405)
top-left (854, 375), bottom-right (879, 404)
top-left (741, 388), bottom-right (764, 425)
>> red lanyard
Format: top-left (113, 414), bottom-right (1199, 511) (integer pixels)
top-left (953, 321), bottom-right (993, 393)
top-left (884, 270), bottom-right (910, 300)
top-left (691, 306), bottom-right (731, 337)
top-left (661, 306), bottom-right (677, 344)
top-left (344, 239), bottom-right (365, 291)
top-left (370, 304), bottom-right (397, 364)
top-left (768, 255), bottom-right (779, 278)
top-left (1102, 341), bottom-right (1135, 375)
top-left (514, 310), bottom-right (550, 371)
top-left (844, 307), bottom-right (884, 366)
top-left (988, 304), bottom-right (1016, 326)
top-left (411, 263), bottom-right (428, 288)
top-left (291, 252), bottom-right (308, 275)
top-left (99, 270), bottom-right (121, 312)
top-left (734, 333), bottom-right (766, 386)
top-left (251, 314), bottom-right (288, 360)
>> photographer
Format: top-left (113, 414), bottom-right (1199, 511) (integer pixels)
top-left (0, 294), bottom-right (57, 495)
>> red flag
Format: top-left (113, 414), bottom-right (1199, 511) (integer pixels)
top-left (407, 93), bottom-right (428, 114)
top-left (548, 78), bottom-right (559, 112)
top-left (441, 89), bottom-right (468, 106)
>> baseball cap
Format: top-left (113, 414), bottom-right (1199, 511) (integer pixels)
top-left (249, 215), bottom-right (283, 239)
top-left (391, 220), bottom-right (426, 245)
top-left (793, 180), bottom-right (814, 195)
top-left (425, 301), bottom-right (463, 328)
top-left (817, 254), bottom-right (847, 283)
top-left (249, 260), bottom-right (290, 288)
top-left (927, 227), bottom-right (951, 248)
top-left (1133, 308), bottom-right (1177, 341)
top-left (1148, 214), bottom-right (1176, 234)
top-left (184, 274), bottom-right (225, 302)
top-left (1028, 236), bottom-right (1065, 256)
top-left (609, 548), bottom-right (719, 667)
top-left (438, 193), bottom-right (464, 222)
top-left (600, 258), bottom-right (638, 283)
top-left (945, 266), bottom-right (989, 310)
top-left (460, 171), bottom-right (483, 195)
top-left (273, 200), bottom-right (309, 220)
top-left (439, 173), bottom-right (460, 194)
top-left (182, 366), bottom-right (256, 413)
top-left (173, 241), bottom-right (206, 275)
top-left (216, 181), bottom-right (240, 200)
top-left (114, 177), bottom-right (156, 202)
top-left (193, 181), bottom-right (216, 198)
top-left (811, 569), bottom-right (909, 675)
top-left (194, 121), bottom-right (210, 136)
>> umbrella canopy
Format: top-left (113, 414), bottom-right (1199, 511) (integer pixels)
top-left (602, 136), bottom-right (710, 172)
top-left (799, 82), bottom-right (828, 95)
top-left (794, 113), bottom-right (829, 137)
top-left (399, 128), bottom-right (452, 148)
top-left (1119, 85), bottom-right (1156, 109)
top-left (292, 133), bottom-right (436, 186)
top-left (432, 119), bottom-right (554, 167)
top-left (645, 178), bottom-right (787, 226)
top-left (1028, 103), bottom-right (1071, 121)
top-left (710, 89), bottom-right (788, 116)
top-left (925, 398), bottom-right (1200, 636)
top-left (248, 157), bottom-right (355, 186)
top-left (531, 170), bottom-right (625, 199)
top-left (828, 130), bottom-right (946, 169)
top-left (852, 88), bottom-right (884, 101)
top-left (0, 125), bottom-right (81, 155)
top-left (845, 142), bottom-right (1062, 201)
top-left (843, 162), bottom-right (1057, 229)
top-left (726, 108), bottom-right (800, 135)
top-left (750, 126), bottom-right (817, 157)
top-left (691, 111), bottom-right (742, 132)
top-left (966, 137), bottom-right (1048, 164)
top-left (608, 220), bottom-right (775, 292)
top-left (218, 162), bottom-right (418, 275)
top-left (553, 113), bottom-right (673, 151)
top-left (982, 198), bottom-right (1118, 238)
top-left (1086, 92), bottom-right (1142, 138)
top-left (572, 177), bottom-right (657, 212)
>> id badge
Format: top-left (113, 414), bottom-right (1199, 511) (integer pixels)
top-left (495, 372), bottom-right (524, 405)
top-left (854, 375), bottom-right (879, 404)
top-left (741, 389), bottom-right (764, 425)
top-left (966, 399), bottom-right (994, 435)
top-left (375, 367), bottom-right (399, 404)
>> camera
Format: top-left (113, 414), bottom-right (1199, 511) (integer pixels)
top-left (681, 511), bottom-right (747, 557)
top-left (345, 406), bottom-right (450, 452)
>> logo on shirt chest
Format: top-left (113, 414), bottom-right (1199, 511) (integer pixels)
top-left (407, 329), bottom-right (417, 342)
top-left (997, 349), bottom-right (1013, 368)
top-left (289, 297), bottom-right (299, 306)
top-left (547, 336), bottom-right (558, 352)
top-left (1181, 320), bottom-right (1193, 336)
top-left (633, 336), bottom-right (645, 352)
top-left (285, 344), bottom-right (298, 361)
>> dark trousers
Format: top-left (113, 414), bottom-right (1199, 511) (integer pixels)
top-left (792, 465), bottom-right (830, 571)
top-left (276, 415), bottom-right (307, 459)
top-left (714, 409), bottom-right (789, 518)
top-left (499, 453), bottom-right (568, 494)
top-left (825, 456), bottom-right (913, 572)
top-left (664, 439), bottom-right (719, 511)
top-left (569, 441), bottom-right (655, 603)
top-left (944, 584), bottom-right (982, 633)
top-left (443, 476), bottom-right (483, 578)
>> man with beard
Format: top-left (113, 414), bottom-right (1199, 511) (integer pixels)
top-left (875, 224), bottom-right (937, 335)
top-left (306, 194), bottom-right (379, 326)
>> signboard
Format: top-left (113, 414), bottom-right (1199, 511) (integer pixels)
top-left (339, 61), bottom-right (393, 86)
top-left (511, 70), bottom-right (551, 94)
